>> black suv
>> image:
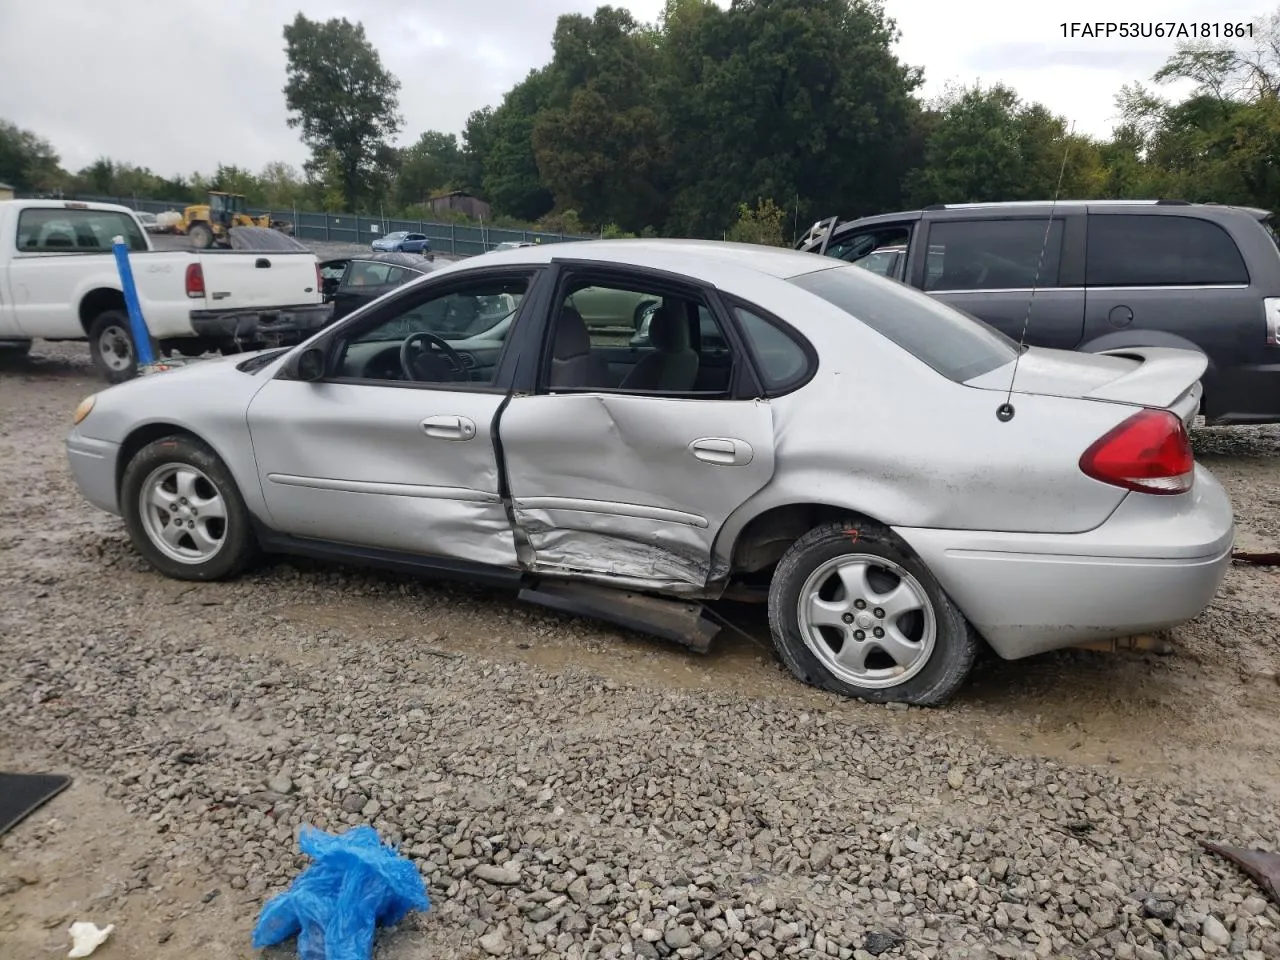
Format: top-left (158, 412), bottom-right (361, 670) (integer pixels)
top-left (797, 200), bottom-right (1280, 425)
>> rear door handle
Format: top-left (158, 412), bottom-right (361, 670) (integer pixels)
top-left (255, 258), bottom-right (271, 268)
top-left (689, 437), bottom-right (753, 466)
top-left (421, 415), bottom-right (476, 440)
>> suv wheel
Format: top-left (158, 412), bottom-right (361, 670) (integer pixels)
top-left (768, 520), bottom-right (977, 706)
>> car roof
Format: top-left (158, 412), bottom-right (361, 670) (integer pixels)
top-left (1, 198), bottom-right (136, 215)
top-left (328, 251), bottom-right (432, 271)
top-left (815, 200), bottom-right (1273, 238)
top-left (463, 238), bottom-right (834, 281)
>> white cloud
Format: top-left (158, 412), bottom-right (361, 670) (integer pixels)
top-left (887, 0), bottom-right (1267, 135)
top-left (0, 0), bottom-right (1267, 177)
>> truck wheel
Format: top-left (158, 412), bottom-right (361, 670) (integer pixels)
top-left (120, 435), bottom-right (258, 581)
top-left (188, 223), bottom-right (214, 249)
top-left (767, 520), bottom-right (978, 706)
top-left (88, 310), bottom-right (145, 383)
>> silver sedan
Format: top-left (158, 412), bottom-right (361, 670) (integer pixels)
top-left (64, 239), bottom-right (1234, 705)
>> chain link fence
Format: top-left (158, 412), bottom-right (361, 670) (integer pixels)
top-left (37, 193), bottom-right (596, 256)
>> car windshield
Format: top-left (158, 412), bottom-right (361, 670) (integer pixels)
top-left (352, 283), bottom-right (525, 344)
top-left (789, 264), bottom-right (1019, 382)
top-left (385, 232), bottom-right (407, 241)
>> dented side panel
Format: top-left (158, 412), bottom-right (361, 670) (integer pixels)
top-left (245, 380), bottom-right (519, 566)
top-left (499, 393), bottom-right (777, 588)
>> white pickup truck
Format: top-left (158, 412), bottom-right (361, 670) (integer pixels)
top-left (0, 199), bottom-right (332, 381)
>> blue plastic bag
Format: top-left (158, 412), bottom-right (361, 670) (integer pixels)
top-left (251, 825), bottom-right (430, 960)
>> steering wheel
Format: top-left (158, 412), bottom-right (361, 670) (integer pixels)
top-left (399, 332), bottom-right (469, 382)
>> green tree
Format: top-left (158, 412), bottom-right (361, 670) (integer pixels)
top-left (210, 163), bottom-right (262, 201)
top-left (529, 7), bottom-right (668, 232)
top-left (658, 0), bottom-right (921, 237)
top-left (725, 198), bottom-right (786, 246)
top-left (258, 162), bottom-right (307, 208)
top-left (282, 12), bottom-right (403, 211)
top-left (0, 120), bottom-right (65, 193)
top-left (481, 68), bottom-right (556, 221)
top-left (905, 83), bottom-right (1103, 205)
top-left (460, 107), bottom-right (495, 196)
top-left (394, 131), bottom-right (466, 208)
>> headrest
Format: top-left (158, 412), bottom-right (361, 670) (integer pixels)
top-left (649, 303), bottom-right (691, 352)
top-left (553, 304), bottom-right (591, 359)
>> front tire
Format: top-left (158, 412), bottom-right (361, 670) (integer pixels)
top-left (120, 436), bottom-right (258, 581)
top-left (188, 223), bottom-right (214, 249)
top-left (767, 520), bottom-right (977, 706)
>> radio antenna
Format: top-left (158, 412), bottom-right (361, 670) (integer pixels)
top-left (996, 120), bottom-right (1075, 423)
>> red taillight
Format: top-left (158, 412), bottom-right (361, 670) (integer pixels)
top-left (1079, 409), bottom-right (1194, 495)
top-left (185, 263), bottom-right (205, 299)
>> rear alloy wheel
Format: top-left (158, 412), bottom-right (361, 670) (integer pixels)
top-left (768, 520), bottom-right (977, 706)
top-left (120, 436), bottom-right (257, 581)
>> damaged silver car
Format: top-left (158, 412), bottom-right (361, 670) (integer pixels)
top-left (65, 239), bottom-right (1234, 705)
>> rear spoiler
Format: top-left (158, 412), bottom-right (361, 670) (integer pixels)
top-left (1089, 346), bottom-right (1207, 427)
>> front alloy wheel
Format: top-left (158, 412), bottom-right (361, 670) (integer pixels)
top-left (137, 463), bottom-right (228, 565)
top-left (120, 436), bottom-right (257, 581)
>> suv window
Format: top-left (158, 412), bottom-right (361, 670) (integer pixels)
top-left (925, 219), bottom-right (1064, 291)
top-left (824, 224), bottom-right (911, 281)
top-left (1086, 214), bottom-right (1249, 286)
top-left (791, 264), bottom-right (1018, 382)
top-left (16, 207), bottom-right (147, 253)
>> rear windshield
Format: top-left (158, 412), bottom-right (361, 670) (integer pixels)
top-left (789, 264), bottom-right (1018, 382)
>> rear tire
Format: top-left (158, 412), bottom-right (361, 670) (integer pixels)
top-left (767, 519), bottom-right (977, 706)
top-left (88, 310), bottom-right (148, 383)
top-left (120, 436), bottom-right (258, 581)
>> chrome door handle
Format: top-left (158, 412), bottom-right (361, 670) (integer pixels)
top-left (690, 437), bottom-right (753, 466)
top-left (421, 415), bottom-right (476, 440)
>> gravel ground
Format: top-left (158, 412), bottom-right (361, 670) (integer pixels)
top-left (2, 344), bottom-right (1279, 960)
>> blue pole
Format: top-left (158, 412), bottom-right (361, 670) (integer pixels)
top-left (111, 235), bottom-right (155, 369)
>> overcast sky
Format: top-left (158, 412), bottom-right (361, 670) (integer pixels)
top-left (0, 0), bottom-right (1269, 178)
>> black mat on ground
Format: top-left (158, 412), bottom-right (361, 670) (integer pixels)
top-left (0, 772), bottom-right (72, 836)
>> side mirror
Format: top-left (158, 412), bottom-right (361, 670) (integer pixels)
top-left (294, 347), bottom-right (326, 381)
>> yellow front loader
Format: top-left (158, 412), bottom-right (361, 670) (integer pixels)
top-left (177, 192), bottom-right (292, 248)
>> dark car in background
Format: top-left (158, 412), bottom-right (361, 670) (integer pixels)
top-left (318, 252), bottom-right (437, 321)
top-left (371, 230), bottom-right (432, 255)
top-left (798, 200), bottom-right (1280, 425)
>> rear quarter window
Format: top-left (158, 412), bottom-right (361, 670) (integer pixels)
top-left (789, 264), bottom-right (1018, 382)
top-left (732, 305), bottom-right (813, 394)
top-left (1086, 214), bottom-right (1249, 286)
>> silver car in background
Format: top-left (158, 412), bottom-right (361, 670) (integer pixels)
top-left (64, 239), bottom-right (1233, 705)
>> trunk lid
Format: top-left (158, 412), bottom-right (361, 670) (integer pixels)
top-left (964, 345), bottom-right (1206, 426)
